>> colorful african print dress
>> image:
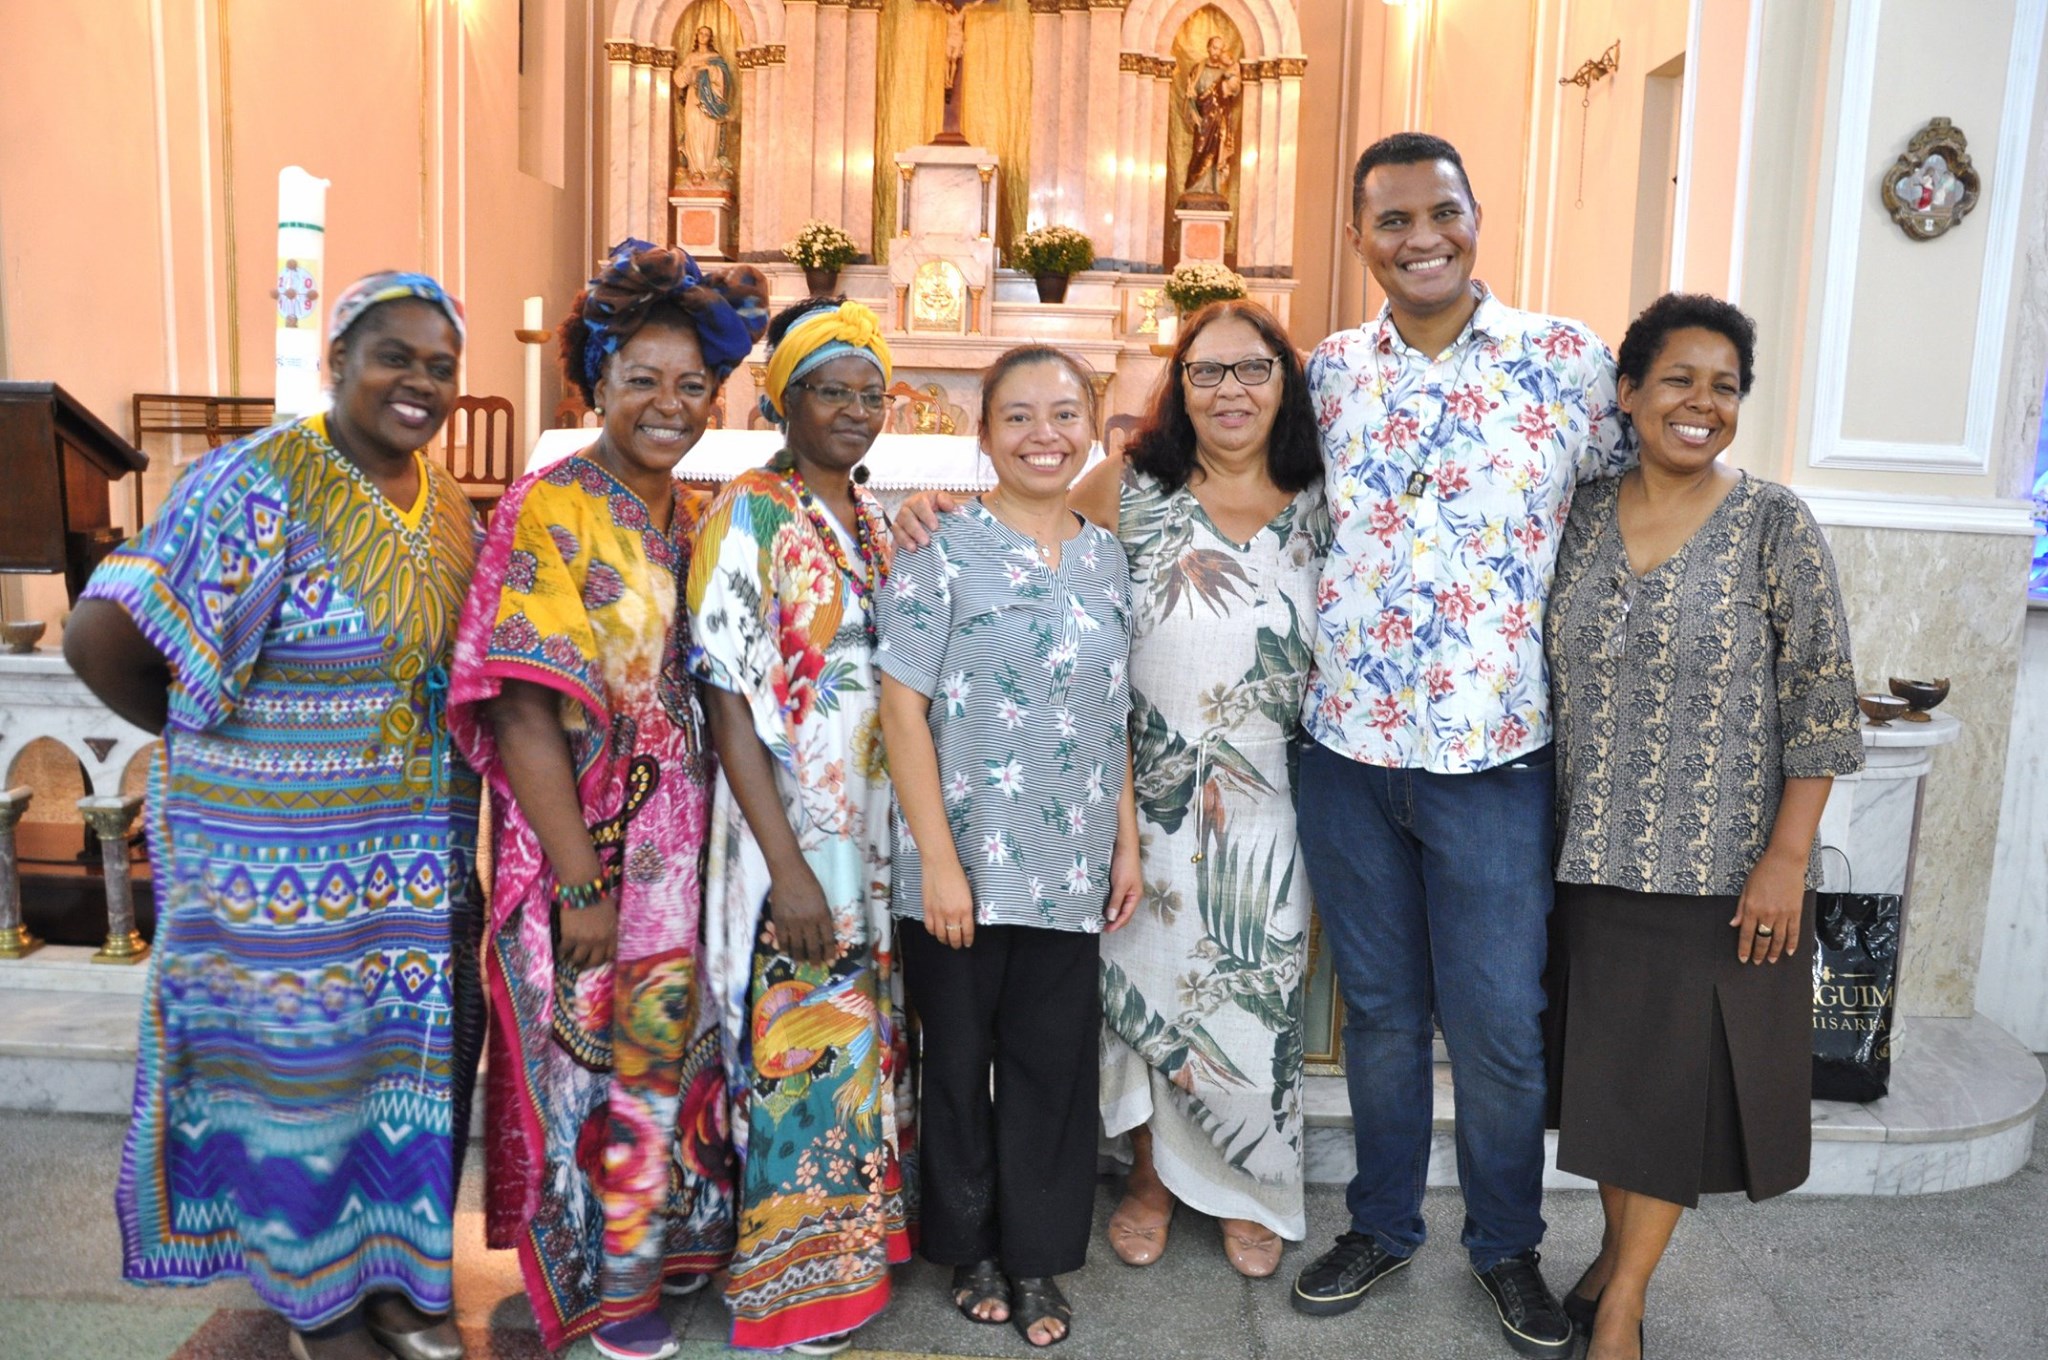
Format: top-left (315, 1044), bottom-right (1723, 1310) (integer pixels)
top-left (447, 456), bottom-right (724, 1349)
top-left (85, 415), bottom-right (483, 1330)
top-left (685, 468), bottom-right (912, 1350)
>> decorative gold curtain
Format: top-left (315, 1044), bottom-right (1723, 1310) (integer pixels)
top-left (672, 1), bottom-right (744, 194)
top-left (873, 0), bottom-right (1033, 264)
top-left (1166, 5), bottom-right (1245, 263)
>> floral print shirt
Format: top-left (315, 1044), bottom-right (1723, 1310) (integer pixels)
top-left (1302, 285), bottom-right (1635, 773)
top-left (878, 501), bottom-right (1133, 932)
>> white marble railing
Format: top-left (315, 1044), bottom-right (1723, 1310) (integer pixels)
top-left (0, 652), bottom-right (156, 963)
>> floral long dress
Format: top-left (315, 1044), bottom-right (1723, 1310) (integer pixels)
top-left (447, 457), bottom-right (724, 1350)
top-left (684, 468), bottom-right (913, 1350)
top-left (1098, 467), bottom-right (1331, 1240)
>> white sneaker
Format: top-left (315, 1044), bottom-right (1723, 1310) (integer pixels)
top-left (789, 1333), bottom-right (854, 1355)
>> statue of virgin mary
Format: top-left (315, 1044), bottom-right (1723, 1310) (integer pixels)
top-left (676, 25), bottom-right (735, 186)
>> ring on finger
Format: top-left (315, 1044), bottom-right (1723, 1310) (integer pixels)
top-left (1754, 924), bottom-right (1775, 937)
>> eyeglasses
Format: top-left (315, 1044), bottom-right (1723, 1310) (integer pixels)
top-left (791, 380), bottom-right (893, 414)
top-left (1606, 570), bottom-right (1638, 658)
top-left (1181, 356), bottom-right (1278, 388)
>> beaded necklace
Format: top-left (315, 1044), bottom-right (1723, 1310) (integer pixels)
top-left (786, 466), bottom-right (881, 647)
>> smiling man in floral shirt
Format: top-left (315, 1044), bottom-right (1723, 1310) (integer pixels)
top-left (1288, 133), bottom-right (1633, 1360)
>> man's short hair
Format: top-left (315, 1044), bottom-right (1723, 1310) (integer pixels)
top-left (1351, 132), bottom-right (1476, 224)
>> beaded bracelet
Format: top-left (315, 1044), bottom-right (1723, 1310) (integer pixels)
top-left (552, 864), bottom-right (618, 912)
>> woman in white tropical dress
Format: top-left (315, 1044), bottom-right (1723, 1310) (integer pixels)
top-left (1074, 302), bottom-right (1329, 1276)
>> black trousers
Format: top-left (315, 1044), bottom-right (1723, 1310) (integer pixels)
top-left (902, 921), bottom-right (1101, 1278)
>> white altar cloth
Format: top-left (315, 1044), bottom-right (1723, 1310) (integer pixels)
top-left (526, 428), bottom-right (1102, 492)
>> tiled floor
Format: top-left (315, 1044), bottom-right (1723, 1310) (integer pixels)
top-left (3, 1075), bottom-right (2046, 1360)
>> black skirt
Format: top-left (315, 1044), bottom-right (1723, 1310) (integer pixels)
top-left (1551, 882), bottom-right (1813, 1207)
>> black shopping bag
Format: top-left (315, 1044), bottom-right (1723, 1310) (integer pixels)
top-left (1810, 863), bottom-right (1901, 1103)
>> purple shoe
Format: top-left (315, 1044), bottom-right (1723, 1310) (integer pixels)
top-left (591, 1310), bottom-right (680, 1360)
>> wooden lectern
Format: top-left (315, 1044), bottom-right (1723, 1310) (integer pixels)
top-left (0, 383), bottom-right (149, 601)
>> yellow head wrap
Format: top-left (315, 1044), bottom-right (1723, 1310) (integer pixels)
top-left (761, 300), bottom-right (894, 421)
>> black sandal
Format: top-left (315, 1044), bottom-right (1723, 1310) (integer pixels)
top-left (951, 1259), bottom-right (1009, 1325)
top-left (1007, 1275), bottom-right (1072, 1348)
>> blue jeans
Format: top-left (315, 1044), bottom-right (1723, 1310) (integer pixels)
top-left (1295, 737), bottom-right (1555, 1272)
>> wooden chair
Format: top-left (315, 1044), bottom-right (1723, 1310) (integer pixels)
top-left (131, 393), bottom-right (277, 452)
top-left (441, 394), bottom-right (516, 520)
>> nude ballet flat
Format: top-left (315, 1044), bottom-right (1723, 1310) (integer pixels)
top-left (1220, 1221), bottom-right (1284, 1278)
top-left (1106, 1195), bottom-right (1173, 1266)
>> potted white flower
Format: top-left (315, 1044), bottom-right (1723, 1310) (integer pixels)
top-left (1158, 261), bottom-right (1250, 344)
top-left (1010, 224), bottom-right (1097, 304)
top-left (783, 220), bottom-right (860, 295)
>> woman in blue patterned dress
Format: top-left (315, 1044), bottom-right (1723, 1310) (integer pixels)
top-left (877, 345), bottom-right (1141, 1349)
top-left (66, 274), bottom-right (482, 1360)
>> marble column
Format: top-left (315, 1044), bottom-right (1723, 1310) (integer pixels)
top-left (1083, 3), bottom-right (1122, 243)
top-left (811, 0), bottom-right (848, 227)
top-left (1147, 58), bottom-right (1171, 268)
top-left (603, 41), bottom-right (638, 254)
top-left (1236, 62), bottom-right (1264, 269)
top-left (1112, 55), bottom-right (1144, 264)
top-left (79, 795), bottom-right (147, 966)
top-left (1271, 61), bottom-right (1304, 274)
top-left (845, 1), bottom-right (882, 255)
top-left (1057, 3), bottom-right (1090, 227)
top-left (1253, 63), bottom-right (1283, 268)
top-left (0, 786), bottom-right (40, 960)
top-left (781, 6), bottom-right (820, 242)
top-left (1027, 2), bottom-right (1062, 230)
top-left (627, 53), bottom-right (655, 244)
top-left (649, 48), bottom-right (678, 244)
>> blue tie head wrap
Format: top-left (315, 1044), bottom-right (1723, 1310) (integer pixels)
top-left (562, 239), bottom-right (769, 406)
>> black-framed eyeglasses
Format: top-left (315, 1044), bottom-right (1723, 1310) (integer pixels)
top-left (791, 380), bottom-right (894, 414)
top-left (1181, 356), bottom-right (1279, 388)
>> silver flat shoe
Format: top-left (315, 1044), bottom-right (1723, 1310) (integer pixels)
top-left (288, 1334), bottom-right (396, 1360)
top-left (364, 1316), bottom-right (464, 1360)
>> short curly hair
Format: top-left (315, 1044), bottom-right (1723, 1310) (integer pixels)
top-left (1616, 292), bottom-right (1758, 397)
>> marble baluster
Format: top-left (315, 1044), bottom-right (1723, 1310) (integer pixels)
top-left (80, 795), bottom-right (147, 966)
top-left (649, 48), bottom-right (677, 244)
top-left (1112, 55), bottom-right (1143, 265)
top-left (627, 52), bottom-right (655, 244)
top-left (1271, 60), bottom-right (1304, 277)
top-left (1148, 59), bottom-right (1171, 269)
top-left (0, 787), bottom-right (41, 959)
top-left (603, 40), bottom-right (638, 251)
top-left (1236, 60), bottom-right (1263, 270)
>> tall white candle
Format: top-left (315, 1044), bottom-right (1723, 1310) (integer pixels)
top-left (522, 295), bottom-right (545, 465)
top-left (273, 167), bottom-right (331, 418)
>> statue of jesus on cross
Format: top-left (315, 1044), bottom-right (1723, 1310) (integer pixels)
top-left (924, 0), bottom-right (997, 146)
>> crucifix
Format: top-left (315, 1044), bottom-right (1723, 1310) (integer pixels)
top-left (924, 0), bottom-right (996, 146)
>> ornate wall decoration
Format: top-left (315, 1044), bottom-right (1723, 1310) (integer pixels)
top-left (1881, 117), bottom-right (1981, 242)
top-left (909, 259), bottom-right (969, 333)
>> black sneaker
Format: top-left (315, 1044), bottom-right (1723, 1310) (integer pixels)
top-left (1471, 1250), bottom-right (1574, 1358)
top-left (1289, 1231), bottom-right (1411, 1316)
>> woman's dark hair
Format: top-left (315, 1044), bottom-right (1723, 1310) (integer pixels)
top-left (976, 345), bottom-right (1099, 440)
top-left (1616, 292), bottom-right (1758, 397)
top-left (1125, 299), bottom-right (1321, 494)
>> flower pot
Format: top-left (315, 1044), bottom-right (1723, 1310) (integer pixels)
top-left (803, 266), bottom-right (840, 297)
top-left (1033, 273), bottom-right (1071, 304)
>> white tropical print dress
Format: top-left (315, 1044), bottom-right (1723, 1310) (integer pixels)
top-left (1099, 466), bottom-right (1332, 1240)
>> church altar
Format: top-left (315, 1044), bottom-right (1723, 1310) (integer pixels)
top-left (599, 0), bottom-right (1308, 432)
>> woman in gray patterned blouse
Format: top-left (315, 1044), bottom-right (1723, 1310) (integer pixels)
top-left (877, 345), bottom-right (1141, 1349)
top-left (1544, 293), bottom-right (1863, 1360)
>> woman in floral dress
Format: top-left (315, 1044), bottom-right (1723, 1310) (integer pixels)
top-left (449, 242), bottom-right (765, 1360)
top-left (1073, 301), bottom-right (1328, 1276)
top-left (685, 297), bottom-right (912, 1356)
top-left (879, 345), bottom-right (1141, 1349)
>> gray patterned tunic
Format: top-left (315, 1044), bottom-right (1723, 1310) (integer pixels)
top-left (1546, 472), bottom-right (1863, 896)
top-left (878, 501), bottom-right (1133, 932)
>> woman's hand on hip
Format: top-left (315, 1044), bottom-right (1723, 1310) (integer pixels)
top-left (556, 895), bottom-right (619, 971)
top-left (891, 491), bottom-right (960, 550)
top-left (923, 859), bottom-right (977, 949)
top-left (769, 862), bottom-right (839, 965)
top-left (1731, 848), bottom-right (1805, 965)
